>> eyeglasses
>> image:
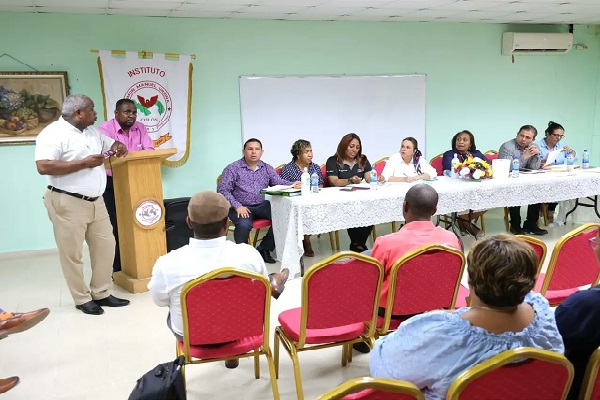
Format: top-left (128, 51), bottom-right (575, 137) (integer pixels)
top-left (590, 237), bottom-right (598, 250)
top-left (550, 133), bottom-right (565, 139)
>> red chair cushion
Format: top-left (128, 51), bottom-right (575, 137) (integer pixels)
top-left (534, 274), bottom-right (579, 305)
top-left (454, 284), bottom-right (470, 308)
top-left (177, 334), bottom-right (263, 359)
top-left (278, 308), bottom-right (366, 344)
top-left (343, 389), bottom-right (419, 399)
top-left (430, 156), bottom-right (443, 176)
top-left (252, 219), bottom-right (271, 229)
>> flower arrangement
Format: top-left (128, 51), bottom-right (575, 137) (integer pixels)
top-left (454, 156), bottom-right (493, 180)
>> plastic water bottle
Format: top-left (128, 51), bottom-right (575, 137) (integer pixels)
top-left (511, 156), bottom-right (520, 178)
top-left (370, 169), bottom-right (378, 190)
top-left (310, 171), bottom-right (319, 193)
top-left (582, 149), bottom-right (590, 169)
top-left (451, 153), bottom-right (460, 178)
top-left (566, 152), bottom-right (575, 171)
top-left (301, 167), bottom-right (310, 196)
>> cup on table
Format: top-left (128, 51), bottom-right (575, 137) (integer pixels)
top-left (492, 159), bottom-right (511, 180)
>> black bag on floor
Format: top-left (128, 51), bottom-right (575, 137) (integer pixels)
top-left (128, 356), bottom-right (186, 400)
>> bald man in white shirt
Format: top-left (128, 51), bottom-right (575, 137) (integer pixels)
top-left (35, 94), bottom-right (130, 315)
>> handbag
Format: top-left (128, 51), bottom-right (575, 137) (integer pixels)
top-left (128, 356), bottom-right (186, 400)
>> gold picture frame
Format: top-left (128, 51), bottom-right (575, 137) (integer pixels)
top-left (0, 71), bottom-right (69, 145)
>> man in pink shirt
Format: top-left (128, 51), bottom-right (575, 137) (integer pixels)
top-left (99, 99), bottom-right (154, 272)
top-left (372, 183), bottom-right (462, 310)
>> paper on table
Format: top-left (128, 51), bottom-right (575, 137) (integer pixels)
top-left (544, 148), bottom-right (563, 166)
top-left (265, 184), bottom-right (295, 191)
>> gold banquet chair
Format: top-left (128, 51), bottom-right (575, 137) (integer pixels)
top-left (315, 377), bottom-right (424, 400)
top-left (176, 268), bottom-right (279, 399)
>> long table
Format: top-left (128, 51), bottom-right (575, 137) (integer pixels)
top-left (271, 170), bottom-right (600, 278)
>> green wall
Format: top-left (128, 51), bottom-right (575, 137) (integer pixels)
top-left (0, 13), bottom-right (599, 253)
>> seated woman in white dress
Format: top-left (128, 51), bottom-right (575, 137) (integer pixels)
top-left (381, 137), bottom-right (437, 183)
top-left (370, 234), bottom-right (564, 400)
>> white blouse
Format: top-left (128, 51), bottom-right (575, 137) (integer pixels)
top-left (381, 152), bottom-right (438, 181)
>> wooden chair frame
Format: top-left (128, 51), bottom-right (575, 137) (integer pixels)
top-left (177, 267), bottom-right (279, 399)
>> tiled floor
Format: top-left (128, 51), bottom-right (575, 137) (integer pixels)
top-left (0, 209), bottom-right (582, 400)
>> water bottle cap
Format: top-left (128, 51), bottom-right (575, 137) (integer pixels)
top-left (584, 149), bottom-right (588, 151)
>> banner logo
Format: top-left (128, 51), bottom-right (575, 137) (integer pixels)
top-left (124, 80), bottom-right (172, 134)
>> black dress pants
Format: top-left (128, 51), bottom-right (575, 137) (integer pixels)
top-left (103, 176), bottom-right (121, 272)
top-left (509, 203), bottom-right (541, 228)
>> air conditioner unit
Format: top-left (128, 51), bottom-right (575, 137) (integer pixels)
top-left (502, 32), bottom-right (573, 55)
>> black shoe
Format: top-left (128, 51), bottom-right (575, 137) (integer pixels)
top-left (509, 225), bottom-right (523, 235)
top-left (349, 243), bottom-right (368, 253)
top-left (522, 225), bottom-right (548, 236)
top-left (352, 342), bottom-right (371, 354)
top-left (94, 295), bottom-right (130, 307)
top-left (225, 359), bottom-right (239, 369)
top-left (257, 248), bottom-right (276, 264)
top-left (75, 301), bottom-right (104, 315)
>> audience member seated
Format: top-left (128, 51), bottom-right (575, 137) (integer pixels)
top-left (499, 125), bottom-right (547, 235)
top-left (280, 139), bottom-right (324, 257)
top-left (535, 121), bottom-right (576, 224)
top-left (442, 130), bottom-right (489, 238)
top-left (326, 133), bottom-right (381, 252)
top-left (148, 192), bottom-right (289, 369)
top-left (370, 234), bottom-right (564, 400)
top-left (555, 229), bottom-right (600, 399)
top-left (0, 307), bottom-right (50, 394)
top-left (381, 136), bottom-right (437, 183)
top-left (372, 183), bottom-right (461, 312)
top-left (217, 138), bottom-right (299, 264)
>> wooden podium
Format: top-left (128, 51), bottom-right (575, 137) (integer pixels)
top-left (109, 148), bottom-right (177, 293)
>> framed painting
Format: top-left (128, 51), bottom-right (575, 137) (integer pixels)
top-left (0, 71), bottom-right (69, 145)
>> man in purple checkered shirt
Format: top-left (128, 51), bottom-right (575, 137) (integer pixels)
top-left (217, 138), bottom-right (300, 264)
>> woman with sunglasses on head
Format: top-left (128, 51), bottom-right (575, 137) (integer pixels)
top-left (535, 121), bottom-right (577, 223)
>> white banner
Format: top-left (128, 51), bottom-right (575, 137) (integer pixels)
top-left (98, 50), bottom-right (192, 166)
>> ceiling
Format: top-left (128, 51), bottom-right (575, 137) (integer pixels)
top-left (0, 0), bottom-right (599, 24)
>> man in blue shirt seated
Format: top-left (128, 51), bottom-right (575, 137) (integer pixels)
top-left (555, 229), bottom-right (600, 399)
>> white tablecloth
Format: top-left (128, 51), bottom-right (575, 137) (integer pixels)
top-left (272, 170), bottom-right (600, 278)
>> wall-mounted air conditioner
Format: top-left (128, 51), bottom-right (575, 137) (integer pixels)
top-left (502, 32), bottom-right (573, 55)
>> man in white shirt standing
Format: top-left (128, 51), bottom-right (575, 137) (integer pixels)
top-left (148, 191), bottom-right (288, 369)
top-left (35, 94), bottom-right (130, 315)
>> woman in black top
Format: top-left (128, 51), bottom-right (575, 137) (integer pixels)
top-left (325, 133), bottom-right (374, 252)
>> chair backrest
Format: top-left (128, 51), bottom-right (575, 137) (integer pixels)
top-left (515, 235), bottom-right (547, 277)
top-left (321, 164), bottom-right (330, 188)
top-left (180, 268), bottom-right (270, 351)
top-left (429, 153), bottom-right (444, 176)
top-left (381, 245), bottom-right (465, 332)
top-left (164, 197), bottom-right (193, 252)
top-left (540, 223), bottom-right (600, 293)
top-left (298, 251), bottom-right (384, 347)
top-left (447, 347), bottom-right (574, 400)
top-left (580, 347), bottom-right (600, 400)
top-left (484, 150), bottom-right (499, 162)
top-left (373, 157), bottom-right (388, 177)
top-left (216, 173), bottom-right (222, 186)
top-left (275, 164), bottom-right (285, 175)
top-left (315, 377), bottom-right (424, 400)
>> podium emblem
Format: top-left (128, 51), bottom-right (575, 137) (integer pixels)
top-left (135, 199), bottom-right (163, 227)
